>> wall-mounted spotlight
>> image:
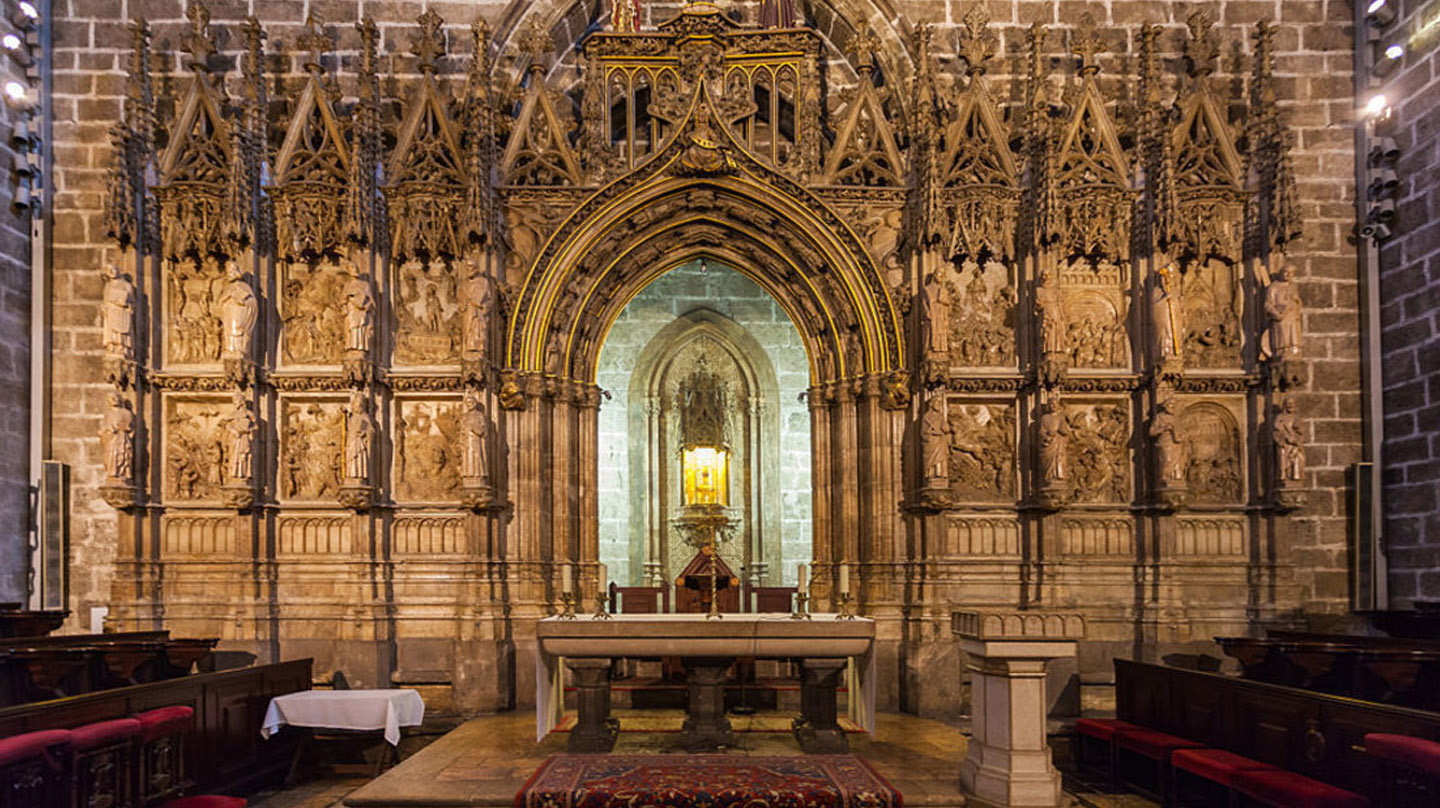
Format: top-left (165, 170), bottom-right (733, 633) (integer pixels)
top-left (1359, 220), bottom-right (1392, 240)
top-left (1372, 42), bottom-right (1404, 78)
top-left (1368, 168), bottom-right (1399, 196)
top-left (9, 1), bottom-right (37, 31)
top-left (1364, 93), bottom-right (1391, 120)
top-left (1366, 0), bottom-right (1398, 28)
top-left (1370, 137), bottom-right (1399, 163)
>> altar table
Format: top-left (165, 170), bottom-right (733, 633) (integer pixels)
top-left (535, 613), bottom-right (875, 753)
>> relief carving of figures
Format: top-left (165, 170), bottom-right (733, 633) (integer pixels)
top-left (920, 392), bottom-right (952, 489)
top-left (1178, 402), bottom-right (1242, 504)
top-left (395, 399), bottom-right (461, 501)
top-left (1066, 403), bottom-right (1129, 503)
top-left (394, 261), bottom-right (459, 365)
top-left (1035, 267), bottom-right (1067, 382)
top-left (220, 390), bottom-right (257, 482)
top-left (166, 400), bottom-right (230, 501)
top-left (102, 264), bottom-right (137, 386)
top-left (1037, 399), bottom-right (1070, 489)
top-left (168, 257), bottom-right (225, 365)
top-left (1150, 392), bottom-right (1187, 491)
top-left (1066, 293), bottom-right (1128, 369)
top-left (102, 392), bottom-right (136, 483)
top-left (281, 401), bottom-right (344, 499)
top-left (1150, 263), bottom-right (1181, 367)
top-left (1182, 262), bottom-right (1241, 367)
top-left (1263, 263), bottom-right (1303, 359)
top-left (950, 262), bottom-right (1016, 367)
top-left (1273, 396), bottom-right (1304, 485)
top-left (461, 390), bottom-right (490, 486)
top-left (948, 403), bottom-right (1015, 501)
top-left (280, 260), bottom-right (349, 365)
top-left (921, 269), bottom-right (951, 359)
top-left (344, 390), bottom-right (374, 483)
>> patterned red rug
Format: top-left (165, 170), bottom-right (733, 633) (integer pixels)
top-left (514, 754), bottom-right (902, 808)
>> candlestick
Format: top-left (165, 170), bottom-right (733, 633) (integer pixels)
top-left (593, 562), bottom-right (611, 619)
top-left (558, 591), bottom-right (576, 620)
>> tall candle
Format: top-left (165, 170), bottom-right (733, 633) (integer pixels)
top-left (839, 562), bottom-right (850, 596)
top-left (562, 562), bottom-right (573, 594)
top-left (797, 563), bottom-right (807, 593)
top-left (597, 562), bottom-right (607, 593)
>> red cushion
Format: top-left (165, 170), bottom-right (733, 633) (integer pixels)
top-left (70, 718), bottom-right (142, 752)
top-left (1365, 733), bottom-right (1440, 775)
top-left (159, 797), bottom-right (247, 808)
top-left (136, 705), bottom-right (195, 742)
top-left (0, 729), bottom-right (71, 767)
top-left (1232, 769), bottom-right (1370, 808)
top-left (1075, 718), bottom-right (1140, 742)
top-left (1114, 727), bottom-right (1204, 758)
top-left (1172, 748), bottom-right (1280, 786)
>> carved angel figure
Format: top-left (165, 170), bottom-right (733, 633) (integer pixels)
top-left (460, 261), bottom-right (495, 359)
top-left (219, 261), bottom-right (258, 361)
top-left (344, 391), bottom-right (374, 482)
top-left (102, 392), bottom-right (135, 482)
top-left (1035, 267), bottom-right (1066, 356)
top-left (461, 390), bottom-right (490, 483)
top-left (344, 275), bottom-right (376, 354)
top-left (611, 0), bottom-right (641, 32)
top-left (102, 264), bottom-right (137, 362)
top-left (222, 390), bottom-right (257, 481)
top-left (1274, 397), bottom-right (1304, 483)
top-left (922, 270), bottom-right (951, 357)
top-left (1264, 263), bottom-right (1303, 358)
top-left (1150, 395), bottom-right (1187, 484)
top-left (920, 393), bottom-right (952, 487)
top-left (1037, 400), bottom-right (1069, 485)
top-left (1151, 263), bottom-right (1180, 363)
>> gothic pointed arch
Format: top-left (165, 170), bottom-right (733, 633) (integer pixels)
top-left (500, 22), bottom-right (585, 186)
top-left (821, 29), bottom-right (906, 187)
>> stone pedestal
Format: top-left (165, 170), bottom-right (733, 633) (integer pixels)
top-left (953, 611), bottom-right (1085, 808)
top-left (793, 657), bottom-right (848, 753)
top-left (680, 657), bottom-right (735, 750)
top-left (565, 658), bottom-right (618, 753)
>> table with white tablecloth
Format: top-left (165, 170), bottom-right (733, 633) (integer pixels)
top-left (261, 689), bottom-right (425, 746)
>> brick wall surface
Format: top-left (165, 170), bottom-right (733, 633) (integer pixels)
top-left (1378, 0), bottom-right (1440, 606)
top-left (45, 0), bottom-right (1364, 624)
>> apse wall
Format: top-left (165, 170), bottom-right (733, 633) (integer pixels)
top-left (595, 261), bottom-right (812, 590)
top-left (0, 11), bottom-right (32, 603)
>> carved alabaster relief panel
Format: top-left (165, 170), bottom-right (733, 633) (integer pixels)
top-left (280, 258), bottom-right (354, 367)
top-left (394, 399), bottom-right (462, 503)
top-left (164, 257), bottom-right (226, 367)
top-left (947, 401), bottom-right (1016, 502)
top-left (1063, 400), bottom-right (1131, 504)
top-left (1181, 260), bottom-right (1243, 368)
top-left (1176, 399), bottom-right (1245, 505)
top-left (947, 517), bottom-right (1020, 556)
top-left (1061, 517), bottom-right (1135, 556)
top-left (948, 260), bottom-right (1017, 368)
top-left (278, 398), bottom-right (345, 501)
top-left (393, 261), bottom-right (460, 366)
top-left (277, 515), bottom-right (353, 556)
top-left (161, 514), bottom-right (237, 558)
top-left (1176, 517), bottom-right (1246, 556)
top-left (394, 515), bottom-right (466, 556)
top-left (1059, 259), bottom-right (1131, 371)
top-left (164, 397), bottom-right (235, 502)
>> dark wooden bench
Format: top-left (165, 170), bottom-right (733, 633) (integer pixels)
top-left (0, 610), bottom-right (67, 639)
top-left (1216, 631), bottom-right (1440, 710)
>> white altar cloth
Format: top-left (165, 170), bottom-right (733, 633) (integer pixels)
top-left (534, 613), bottom-right (876, 741)
top-left (260, 689), bottom-right (425, 746)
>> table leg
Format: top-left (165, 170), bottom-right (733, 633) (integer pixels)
top-left (566, 658), bottom-right (619, 753)
top-left (793, 658), bottom-right (848, 754)
top-left (680, 657), bottom-right (736, 750)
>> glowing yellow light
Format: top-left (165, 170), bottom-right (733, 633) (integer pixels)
top-left (682, 445), bottom-right (729, 506)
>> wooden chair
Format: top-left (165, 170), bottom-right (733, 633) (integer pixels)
top-left (607, 584), bottom-right (670, 614)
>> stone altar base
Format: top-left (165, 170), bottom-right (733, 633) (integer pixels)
top-left (342, 712), bottom-right (970, 808)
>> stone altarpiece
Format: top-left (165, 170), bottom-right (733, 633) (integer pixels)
top-left (99, 2), bottom-right (1306, 715)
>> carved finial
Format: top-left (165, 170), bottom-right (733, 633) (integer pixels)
top-left (1026, 23), bottom-right (1047, 109)
top-left (412, 10), bottom-right (445, 73)
top-left (471, 19), bottom-right (493, 77)
top-left (1254, 20), bottom-right (1276, 106)
top-left (1185, 10), bottom-right (1218, 78)
top-left (851, 27), bottom-right (881, 73)
top-left (1070, 13), bottom-right (1105, 76)
top-left (357, 16), bottom-right (379, 78)
top-left (183, 2), bottom-right (215, 71)
top-left (1140, 24), bottom-right (1161, 104)
top-left (520, 19), bottom-right (553, 73)
top-left (298, 13), bottom-right (330, 75)
top-left (958, 5), bottom-right (996, 77)
top-left (241, 17), bottom-right (265, 84)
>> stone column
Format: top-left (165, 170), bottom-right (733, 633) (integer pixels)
top-left (565, 658), bottom-right (618, 753)
top-left (793, 657), bottom-right (849, 753)
top-left (953, 611), bottom-right (1085, 808)
top-left (679, 657), bottom-right (736, 750)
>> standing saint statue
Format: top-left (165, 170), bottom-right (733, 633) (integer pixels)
top-left (759, 0), bottom-right (797, 27)
top-left (922, 270), bottom-right (951, 358)
top-left (219, 260), bottom-right (258, 362)
top-left (920, 392), bottom-right (952, 489)
top-left (102, 392), bottom-right (135, 482)
top-left (611, 0), bottom-right (641, 32)
top-left (344, 390), bottom-right (374, 483)
top-left (222, 390), bottom-right (257, 482)
top-left (1273, 396), bottom-right (1304, 483)
top-left (1037, 399), bottom-right (1070, 486)
top-left (1263, 263), bottom-right (1303, 358)
top-left (1149, 393), bottom-right (1187, 486)
top-left (460, 260), bottom-right (494, 360)
top-left (1150, 263), bottom-right (1181, 364)
top-left (1035, 267), bottom-right (1066, 357)
top-left (461, 390), bottom-right (490, 484)
top-left (102, 264), bottom-right (136, 362)
top-left (344, 275), bottom-right (376, 354)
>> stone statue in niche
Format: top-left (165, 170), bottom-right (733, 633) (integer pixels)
top-left (1035, 267), bottom-right (1067, 383)
top-left (281, 260), bottom-right (349, 365)
top-left (344, 390), bottom-right (374, 484)
top-left (1178, 403), bottom-right (1242, 504)
top-left (344, 272), bottom-right (376, 382)
top-left (396, 399), bottom-right (461, 502)
top-left (1150, 263), bottom-right (1181, 368)
top-left (1273, 396), bottom-right (1304, 485)
top-left (102, 392), bottom-right (135, 483)
top-left (219, 260), bottom-right (258, 382)
top-left (1183, 262), bottom-right (1241, 367)
top-left (948, 403), bottom-right (1015, 501)
top-left (921, 269), bottom-right (952, 360)
top-left (460, 260), bottom-right (495, 380)
top-left (1066, 403), bottom-right (1129, 504)
top-left (395, 261), bottom-right (460, 365)
top-left (221, 390), bottom-right (256, 482)
top-left (1149, 391), bottom-right (1187, 504)
top-left (950, 263), bottom-right (1017, 366)
top-left (102, 263), bottom-right (137, 386)
top-left (1037, 399), bottom-right (1069, 489)
top-left (920, 392), bottom-right (952, 491)
top-left (281, 401), bottom-right (344, 500)
top-left (169, 257), bottom-right (225, 365)
top-left (611, 0), bottom-right (640, 32)
top-left (1263, 263), bottom-right (1303, 359)
top-left (461, 390), bottom-right (490, 486)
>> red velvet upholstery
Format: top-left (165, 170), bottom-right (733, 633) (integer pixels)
top-left (1172, 748), bottom-right (1279, 786)
top-left (1232, 769), bottom-right (1371, 808)
top-left (159, 797), bottom-right (247, 808)
top-left (1074, 718), bottom-right (1139, 742)
top-left (1113, 726), bottom-right (1203, 759)
top-left (136, 705), bottom-right (195, 742)
top-left (0, 729), bottom-right (71, 767)
top-left (1365, 733), bottom-right (1440, 775)
top-left (70, 718), bottom-right (142, 752)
